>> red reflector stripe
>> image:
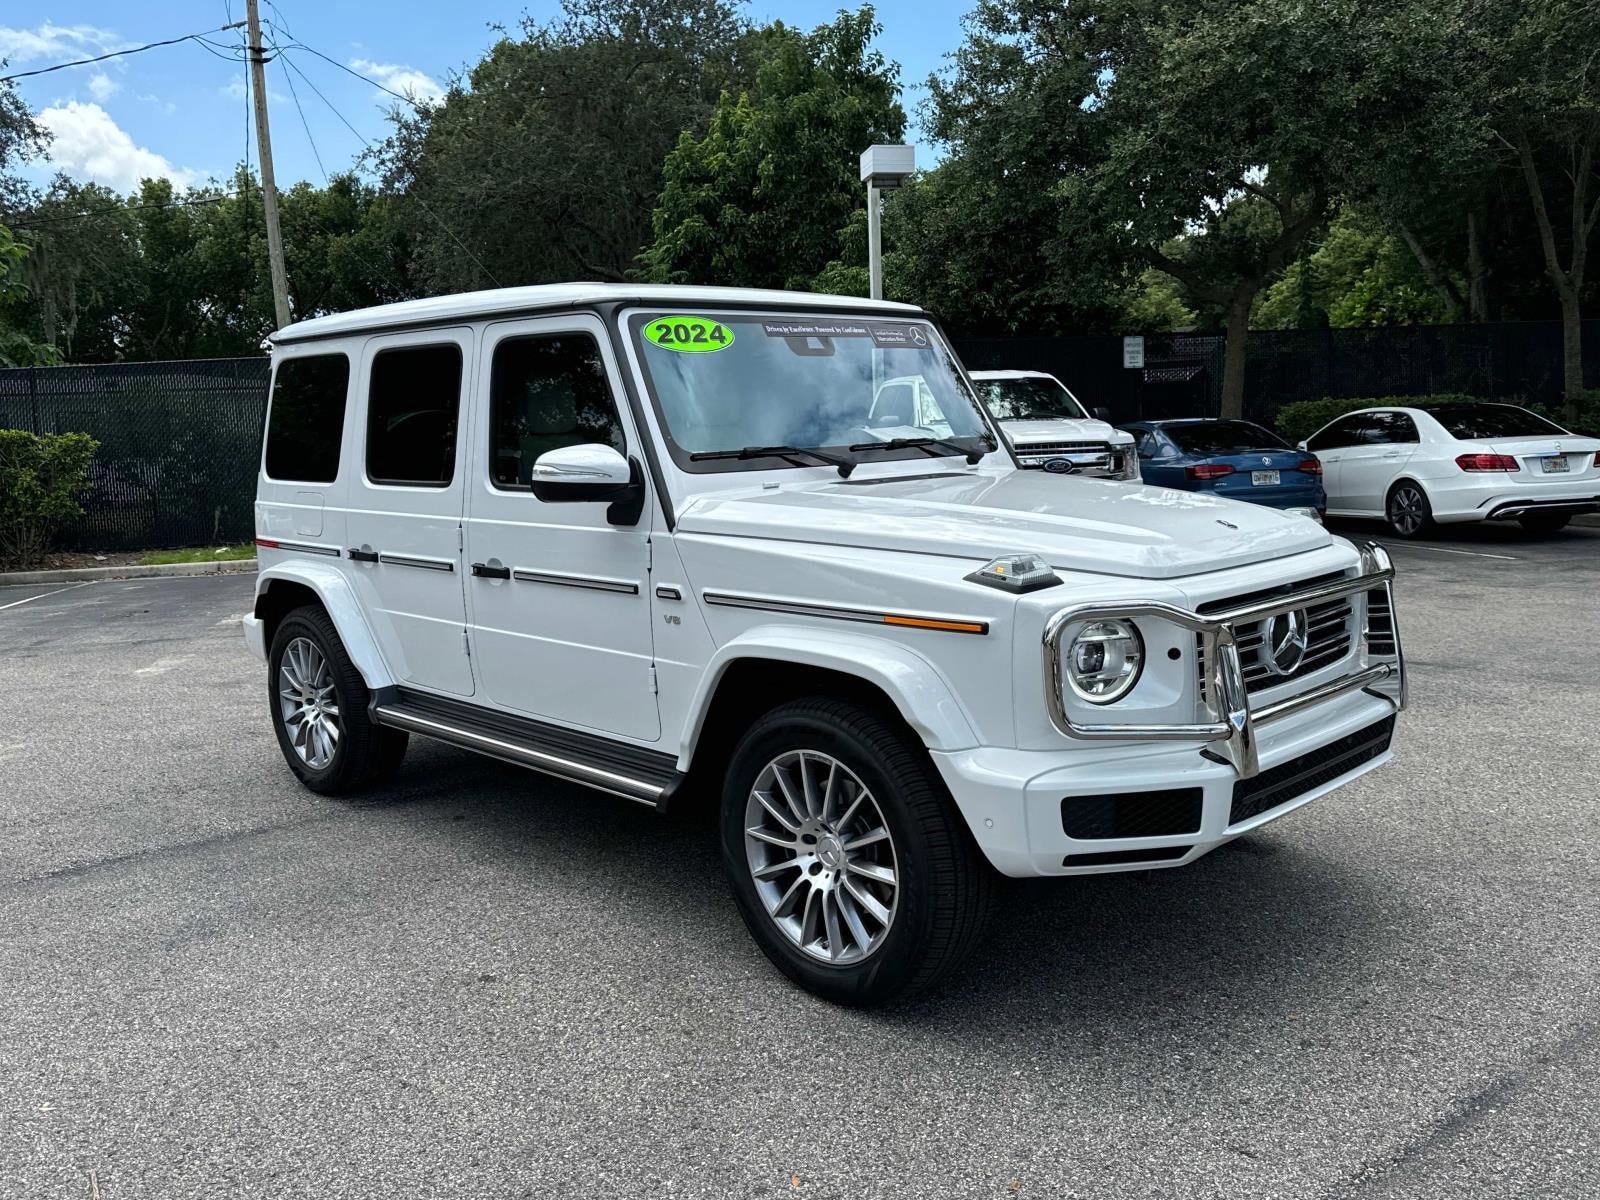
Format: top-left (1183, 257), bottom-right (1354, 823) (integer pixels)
top-left (254, 538), bottom-right (280, 549)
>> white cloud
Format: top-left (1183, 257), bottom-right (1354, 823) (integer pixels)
top-left (35, 102), bottom-right (196, 192)
top-left (87, 71), bottom-right (118, 101)
top-left (0, 22), bottom-right (121, 65)
top-left (350, 58), bottom-right (443, 104)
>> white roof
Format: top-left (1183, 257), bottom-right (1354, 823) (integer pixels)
top-left (271, 283), bottom-right (922, 344)
top-left (968, 369), bottom-right (1060, 381)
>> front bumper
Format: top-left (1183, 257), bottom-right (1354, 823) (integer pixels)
top-left (932, 543), bottom-right (1405, 877)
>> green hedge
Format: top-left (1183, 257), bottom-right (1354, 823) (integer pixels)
top-left (0, 430), bottom-right (99, 570)
top-left (1275, 391), bottom-right (1600, 444)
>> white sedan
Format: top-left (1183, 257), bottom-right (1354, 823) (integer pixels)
top-left (1301, 402), bottom-right (1600, 537)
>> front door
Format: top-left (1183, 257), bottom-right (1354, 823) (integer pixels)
top-left (344, 327), bottom-right (475, 696)
top-left (1340, 411), bottom-right (1419, 514)
top-left (463, 315), bottom-right (660, 741)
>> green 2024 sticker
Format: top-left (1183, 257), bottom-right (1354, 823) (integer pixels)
top-left (644, 316), bottom-right (734, 353)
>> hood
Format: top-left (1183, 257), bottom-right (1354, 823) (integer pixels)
top-left (1001, 418), bottom-right (1132, 446)
top-left (677, 469), bottom-right (1332, 580)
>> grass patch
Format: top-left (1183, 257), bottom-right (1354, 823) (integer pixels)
top-left (138, 542), bottom-right (257, 566)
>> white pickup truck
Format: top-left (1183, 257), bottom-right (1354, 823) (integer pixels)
top-left (968, 368), bottom-right (1139, 478)
top-left (244, 284), bottom-right (1405, 1005)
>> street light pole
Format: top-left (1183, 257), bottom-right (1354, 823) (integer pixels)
top-left (246, 0), bottom-right (292, 330)
top-left (859, 145), bottom-right (915, 303)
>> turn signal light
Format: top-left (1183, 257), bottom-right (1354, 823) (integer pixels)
top-left (1455, 453), bottom-right (1519, 472)
top-left (1184, 463), bottom-right (1235, 480)
top-left (1297, 457), bottom-right (1323, 475)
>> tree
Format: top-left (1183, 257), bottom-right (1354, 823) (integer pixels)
top-left (0, 76), bottom-right (59, 365)
top-left (640, 8), bottom-right (904, 290)
top-left (375, 0), bottom-right (751, 294)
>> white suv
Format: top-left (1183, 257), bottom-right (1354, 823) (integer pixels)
top-left (244, 285), bottom-right (1405, 1005)
top-left (968, 369), bottom-right (1138, 478)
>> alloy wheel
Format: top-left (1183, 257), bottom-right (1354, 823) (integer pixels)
top-left (743, 750), bottom-right (899, 964)
top-left (278, 636), bottom-right (341, 769)
top-left (1389, 486), bottom-right (1427, 536)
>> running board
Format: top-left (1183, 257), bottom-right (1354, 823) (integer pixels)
top-left (371, 688), bottom-right (683, 809)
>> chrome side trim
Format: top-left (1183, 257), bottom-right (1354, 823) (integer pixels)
top-left (702, 590), bottom-right (990, 635)
top-left (1042, 554), bottom-right (1404, 779)
top-left (372, 706), bottom-right (663, 805)
top-left (258, 538), bottom-right (341, 558)
top-left (377, 552), bottom-right (455, 572)
top-left (512, 569), bottom-right (640, 595)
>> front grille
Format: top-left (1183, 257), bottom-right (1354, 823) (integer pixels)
top-left (1062, 788), bottom-right (1203, 839)
top-left (1197, 571), bottom-right (1355, 695)
top-left (1229, 715), bottom-right (1395, 826)
top-left (1366, 586), bottom-right (1396, 656)
top-left (1017, 440), bottom-right (1110, 458)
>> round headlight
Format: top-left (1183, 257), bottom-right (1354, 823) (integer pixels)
top-left (1066, 619), bottom-right (1144, 704)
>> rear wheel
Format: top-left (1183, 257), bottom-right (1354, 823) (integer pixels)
top-left (1385, 482), bottom-right (1434, 538)
top-left (1518, 512), bottom-right (1572, 535)
top-left (720, 698), bottom-right (993, 1006)
top-left (268, 606), bottom-right (408, 795)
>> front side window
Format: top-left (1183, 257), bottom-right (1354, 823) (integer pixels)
top-left (265, 353), bottom-right (350, 483)
top-left (490, 333), bottom-right (625, 489)
top-left (1430, 404), bottom-right (1567, 440)
top-left (975, 376), bottom-right (1089, 422)
top-left (1307, 415), bottom-right (1370, 452)
top-left (366, 343), bottom-right (463, 486)
top-left (629, 312), bottom-right (993, 472)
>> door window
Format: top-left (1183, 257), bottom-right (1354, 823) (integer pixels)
top-left (264, 353), bottom-right (349, 483)
top-left (365, 344), bottom-right (463, 486)
top-left (1364, 412), bottom-right (1419, 444)
top-left (1307, 415), bottom-right (1371, 452)
top-left (489, 333), bottom-right (625, 489)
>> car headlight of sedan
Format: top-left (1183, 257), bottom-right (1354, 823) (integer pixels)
top-left (1065, 619), bottom-right (1145, 704)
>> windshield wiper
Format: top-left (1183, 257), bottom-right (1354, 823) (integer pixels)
top-left (689, 444), bottom-right (857, 478)
top-left (848, 435), bottom-right (991, 465)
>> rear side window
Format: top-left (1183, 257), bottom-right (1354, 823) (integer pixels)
top-left (265, 354), bottom-right (350, 483)
top-left (1163, 420), bottom-right (1287, 455)
top-left (489, 333), bottom-right (625, 489)
top-left (366, 343), bottom-right (463, 486)
top-left (1430, 404), bottom-right (1566, 439)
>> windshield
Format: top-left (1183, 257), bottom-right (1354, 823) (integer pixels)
top-left (629, 312), bottom-right (995, 472)
top-left (1163, 420), bottom-right (1289, 455)
top-left (973, 376), bottom-right (1089, 421)
top-left (1430, 404), bottom-right (1568, 440)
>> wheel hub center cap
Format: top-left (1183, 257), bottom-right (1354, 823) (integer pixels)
top-left (816, 835), bottom-right (845, 870)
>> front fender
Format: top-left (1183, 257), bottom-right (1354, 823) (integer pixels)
top-left (252, 559), bottom-right (394, 689)
top-left (677, 623), bottom-right (981, 767)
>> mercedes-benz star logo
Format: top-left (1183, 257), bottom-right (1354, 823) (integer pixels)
top-left (1263, 608), bottom-right (1310, 676)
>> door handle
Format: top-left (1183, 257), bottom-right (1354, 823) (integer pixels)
top-left (347, 548), bottom-right (379, 563)
top-left (471, 562), bottom-right (510, 580)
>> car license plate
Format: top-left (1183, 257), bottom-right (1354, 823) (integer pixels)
top-left (1251, 470), bottom-right (1280, 486)
top-left (1541, 455), bottom-right (1570, 473)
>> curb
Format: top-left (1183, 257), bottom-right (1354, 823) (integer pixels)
top-left (0, 559), bottom-right (258, 586)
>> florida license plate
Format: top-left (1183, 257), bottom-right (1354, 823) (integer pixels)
top-left (1541, 456), bottom-right (1570, 473)
top-left (1251, 470), bottom-right (1280, 486)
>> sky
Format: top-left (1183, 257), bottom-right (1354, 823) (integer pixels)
top-left (4, 0), bottom-right (969, 198)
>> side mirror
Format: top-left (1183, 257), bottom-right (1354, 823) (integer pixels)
top-left (530, 444), bottom-right (645, 525)
top-left (1093, 406), bottom-right (1112, 421)
top-left (1296, 440), bottom-right (1309, 452)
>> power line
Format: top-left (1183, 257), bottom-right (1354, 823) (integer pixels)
top-left (277, 41), bottom-right (437, 111)
top-left (278, 56), bottom-right (328, 183)
top-left (9, 192), bottom-right (238, 229)
top-left (0, 22), bottom-right (247, 83)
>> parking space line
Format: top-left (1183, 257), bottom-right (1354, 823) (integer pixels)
top-left (1378, 542), bottom-right (1518, 562)
top-left (0, 581), bottom-right (95, 612)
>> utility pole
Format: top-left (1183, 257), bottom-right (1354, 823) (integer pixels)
top-left (246, 0), bottom-right (291, 329)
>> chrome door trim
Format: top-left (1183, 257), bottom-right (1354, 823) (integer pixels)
top-left (702, 590), bottom-right (989, 635)
top-left (376, 551), bottom-right (456, 572)
top-left (255, 538), bottom-right (341, 558)
top-left (511, 569), bottom-right (640, 595)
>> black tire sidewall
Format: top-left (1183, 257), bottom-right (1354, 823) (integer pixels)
top-left (719, 704), bottom-right (955, 1005)
top-left (1386, 482), bottom-right (1432, 538)
top-left (268, 609), bottom-right (365, 793)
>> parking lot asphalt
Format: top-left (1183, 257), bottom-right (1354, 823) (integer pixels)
top-left (2, 527), bottom-right (1597, 1199)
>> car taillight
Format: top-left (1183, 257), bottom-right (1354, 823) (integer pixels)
top-left (1594, 450), bottom-right (1600, 468)
top-left (1455, 453), bottom-right (1519, 472)
top-left (1297, 457), bottom-right (1322, 475)
top-left (1184, 463), bottom-right (1235, 480)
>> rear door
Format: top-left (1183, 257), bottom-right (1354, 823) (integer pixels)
top-left (343, 328), bottom-right (475, 696)
top-left (1338, 411), bottom-right (1419, 513)
top-left (463, 314), bottom-right (659, 741)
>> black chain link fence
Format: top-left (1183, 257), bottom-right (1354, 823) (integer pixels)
top-left (0, 358), bottom-right (270, 550)
top-left (0, 318), bottom-right (1593, 551)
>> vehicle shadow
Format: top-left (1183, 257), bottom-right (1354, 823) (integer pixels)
top-left (382, 739), bottom-right (1397, 1049)
top-left (1325, 514), bottom-right (1593, 546)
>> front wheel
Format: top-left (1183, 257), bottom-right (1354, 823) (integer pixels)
top-left (1386, 482), bottom-right (1434, 539)
top-left (720, 698), bottom-right (994, 1006)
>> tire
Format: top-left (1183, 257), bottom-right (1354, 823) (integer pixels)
top-left (720, 697), bottom-right (994, 1006)
top-left (1385, 481), bottom-right (1434, 539)
top-left (268, 605), bottom-right (408, 795)
top-left (1518, 512), bottom-right (1572, 535)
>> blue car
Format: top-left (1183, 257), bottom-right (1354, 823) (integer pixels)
top-left (1121, 419), bottom-right (1326, 514)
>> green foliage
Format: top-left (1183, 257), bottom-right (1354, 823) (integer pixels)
top-left (640, 7), bottom-right (904, 290)
top-left (138, 542), bottom-right (255, 566)
top-left (1274, 394), bottom-right (1479, 444)
top-left (0, 430), bottom-right (99, 569)
top-left (1119, 270), bottom-right (1197, 333)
